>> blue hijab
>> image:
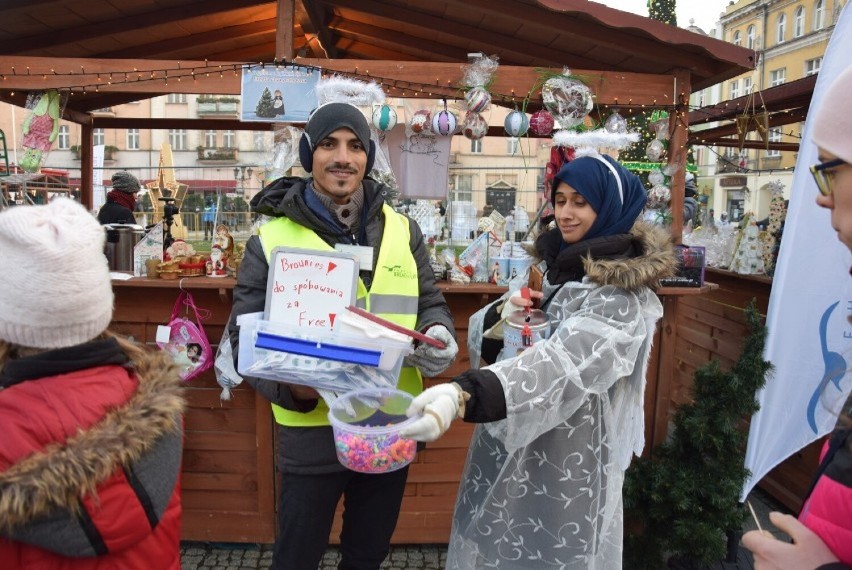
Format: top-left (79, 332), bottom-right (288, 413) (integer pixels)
top-left (551, 154), bottom-right (647, 241)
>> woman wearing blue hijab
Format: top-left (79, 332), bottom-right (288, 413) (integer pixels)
top-left (401, 152), bottom-right (677, 569)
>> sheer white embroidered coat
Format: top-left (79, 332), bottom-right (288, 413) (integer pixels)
top-left (448, 222), bottom-right (674, 569)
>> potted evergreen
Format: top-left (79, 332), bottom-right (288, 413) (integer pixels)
top-left (623, 301), bottom-right (772, 568)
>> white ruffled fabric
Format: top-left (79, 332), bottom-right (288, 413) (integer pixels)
top-left (450, 276), bottom-right (663, 569)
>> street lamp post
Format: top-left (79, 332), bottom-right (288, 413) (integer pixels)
top-left (233, 166), bottom-right (253, 196)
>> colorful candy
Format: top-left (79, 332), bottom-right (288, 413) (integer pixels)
top-left (334, 429), bottom-right (417, 473)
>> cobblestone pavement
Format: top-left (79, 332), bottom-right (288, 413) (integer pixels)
top-left (180, 489), bottom-right (791, 570)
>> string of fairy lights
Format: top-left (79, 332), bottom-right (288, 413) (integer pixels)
top-left (1, 58), bottom-right (804, 176)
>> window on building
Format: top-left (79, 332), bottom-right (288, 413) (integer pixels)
top-left (452, 174), bottom-right (473, 202)
top-left (733, 30), bottom-right (742, 46)
top-left (127, 129), bottom-right (140, 150)
top-left (794, 6), bottom-right (805, 37)
top-left (167, 94), bottom-right (187, 104)
top-left (747, 25), bottom-right (756, 49)
top-left (223, 130), bottom-right (236, 149)
top-left (57, 125), bottom-right (70, 149)
top-left (743, 77), bottom-right (752, 96)
top-left (205, 130), bottom-right (216, 148)
top-left (770, 68), bottom-right (786, 87)
top-left (766, 128), bottom-right (782, 158)
top-left (814, 0), bottom-right (825, 30)
top-left (93, 128), bottom-right (105, 146)
top-left (168, 129), bottom-right (187, 150)
top-left (253, 132), bottom-right (266, 151)
top-left (730, 79), bottom-right (740, 99)
top-left (776, 13), bottom-right (786, 43)
top-left (806, 57), bottom-right (822, 76)
top-left (471, 139), bottom-right (482, 153)
top-left (507, 138), bottom-right (519, 155)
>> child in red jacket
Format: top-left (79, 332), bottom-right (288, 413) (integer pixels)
top-left (0, 198), bottom-right (185, 569)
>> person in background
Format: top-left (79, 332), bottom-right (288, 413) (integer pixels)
top-left (684, 172), bottom-right (699, 227)
top-left (97, 171), bottom-right (141, 224)
top-left (400, 153), bottom-right (676, 568)
top-left (741, 65), bottom-right (852, 570)
top-left (202, 199), bottom-right (216, 240)
top-left (0, 198), bottom-right (185, 569)
top-left (228, 102), bottom-right (458, 570)
top-left (719, 211), bottom-right (731, 226)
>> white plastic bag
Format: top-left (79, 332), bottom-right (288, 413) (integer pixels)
top-left (214, 328), bottom-right (243, 401)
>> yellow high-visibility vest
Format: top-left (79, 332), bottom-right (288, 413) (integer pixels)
top-left (258, 203), bottom-right (422, 426)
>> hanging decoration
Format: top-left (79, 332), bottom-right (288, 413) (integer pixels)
top-left (529, 109), bottom-right (555, 137)
top-left (464, 86), bottom-right (492, 113)
top-left (504, 109), bottom-right (529, 137)
top-left (604, 109), bottom-right (628, 134)
top-left (736, 88), bottom-right (769, 151)
top-left (431, 102), bottom-right (458, 136)
top-left (315, 75), bottom-right (386, 106)
top-left (409, 109), bottom-right (432, 134)
top-left (640, 109), bottom-right (675, 228)
top-left (372, 104), bottom-right (397, 132)
top-left (20, 89), bottom-right (68, 173)
top-left (462, 111), bottom-right (488, 140)
top-left (541, 69), bottom-right (594, 129)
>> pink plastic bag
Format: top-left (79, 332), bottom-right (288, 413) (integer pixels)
top-left (157, 291), bottom-right (213, 382)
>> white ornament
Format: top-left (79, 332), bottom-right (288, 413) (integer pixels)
top-left (431, 109), bottom-right (458, 136)
top-left (504, 110), bottom-right (529, 137)
top-left (604, 111), bottom-right (628, 134)
top-left (648, 169), bottom-right (665, 186)
top-left (646, 139), bottom-right (666, 162)
top-left (541, 73), bottom-right (593, 128)
top-left (371, 104), bottom-right (397, 132)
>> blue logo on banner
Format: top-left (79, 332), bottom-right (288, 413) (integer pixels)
top-left (807, 301), bottom-right (847, 433)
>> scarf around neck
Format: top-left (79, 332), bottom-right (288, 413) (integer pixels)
top-left (107, 189), bottom-right (136, 212)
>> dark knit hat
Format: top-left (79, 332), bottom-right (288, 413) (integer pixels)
top-left (304, 103), bottom-right (371, 152)
top-left (111, 171), bottom-right (141, 194)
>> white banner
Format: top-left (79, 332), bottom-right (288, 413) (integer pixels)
top-left (741, 4), bottom-right (852, 500)
top-left (92, 144), bottom-right (106, 211)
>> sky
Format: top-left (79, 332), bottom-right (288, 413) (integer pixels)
top-left (593, 0), bottom-right (732, 34)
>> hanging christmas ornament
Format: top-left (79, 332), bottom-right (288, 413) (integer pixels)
top-left (648, 184), bottom-right (672, 209)
top-left (462, 111), bottom-right (488, 140)
top-left (541, 71), bottom-right (593, 128)
top-left (431, 108), bottom-right (458, 136)
top-left (604, 110), bottom-right (628, 134)
top-left (371, 104), bottom-right (397, 132)
top-left (648, 169), bottom-right (666, 187)
top-left (646, 139), bottom-right (666, 162)
top-left (504, 110), bottom-right (529, 137)
top-left (648, 109), bottom-right (670, 140)
top-left (409, 109), bottom-right (432, 134)
top-left (529, 109), bottom-right (555, 137)
top-left (464, 86), bottom-right (492, 113)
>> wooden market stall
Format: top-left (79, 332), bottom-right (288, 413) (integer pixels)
top-left (0, 0), bottom-right (772, 544)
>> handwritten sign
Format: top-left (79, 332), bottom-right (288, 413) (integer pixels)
top-left (264, 247), bottom-right (359, 331)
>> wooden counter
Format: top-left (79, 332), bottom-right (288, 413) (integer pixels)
top-left (110, 272), bottom-right (814, 544)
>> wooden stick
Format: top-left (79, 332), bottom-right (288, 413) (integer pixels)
top-left (747, 500), bottom-right (764, 533)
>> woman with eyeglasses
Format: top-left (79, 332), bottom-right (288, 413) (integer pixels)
top-left (742, 66), bottom-right (852, 570)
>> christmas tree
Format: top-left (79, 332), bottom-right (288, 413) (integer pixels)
top-left (623, 301), bottom-right (772, 568)
top-left (255, 87), bottom-right (275, 118)
top-left (649, 0), bottom-right (677, 25)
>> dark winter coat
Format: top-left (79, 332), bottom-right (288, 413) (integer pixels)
top-left (228, 176), bottom-right (454, 474)
top-left (96, 201), bottom-right (135, 225)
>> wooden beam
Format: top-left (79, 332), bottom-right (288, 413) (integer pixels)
top-left (0, 0), bottom-right (273, 54)
top-left (687, 75), bottom-right (816, 125)
top-left (296, 58), bottom-right (675, 107)
top-left (277, 0), bottom-right (295, 61)
top-left (98, 19), bottom-right (278, 60)
top-left (301, 0), bottom-right (338, 58)
top-left (331, 19), bottom-right (465, 62)
top-left (693, 139), bottom-right (800, 152)
top-left (688, 108), bottom-right (807, 143)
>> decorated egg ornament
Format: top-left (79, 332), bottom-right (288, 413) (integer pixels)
top-left (504, 110), bottom-right (529, 137)
top-left (372, 104), bottom-right (398, 132)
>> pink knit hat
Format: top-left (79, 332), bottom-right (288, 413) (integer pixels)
top-left (812, 65), bottom-right (852, 164)
top-left (0, 198), bottom-right (114, 349)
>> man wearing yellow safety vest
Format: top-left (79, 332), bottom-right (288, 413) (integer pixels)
top-left (227, 102), bottom-right (458, 570)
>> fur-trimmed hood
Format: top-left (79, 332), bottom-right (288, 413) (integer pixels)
top-left (533, 221), bottom-right (677, 292)
top-left (584, 221), bottom-right (677, 290)
top-left (0, 345), bottom-right (184, 535)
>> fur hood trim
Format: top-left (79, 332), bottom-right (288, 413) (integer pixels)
top-left (583, 221), bottom-right (677, 291)
top-left (0, 349), bottom-right (184, 532)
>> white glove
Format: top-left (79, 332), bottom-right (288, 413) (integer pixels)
top-left (403, 325), bottom-right (459, 378)
top-left (399, 383), bottom-right (465, 442)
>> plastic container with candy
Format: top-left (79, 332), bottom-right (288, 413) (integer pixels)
top-left (327, 388), bottom-right (418, 473)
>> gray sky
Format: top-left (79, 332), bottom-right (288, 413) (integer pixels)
top-left (593, 0), bottom-right (731, 34)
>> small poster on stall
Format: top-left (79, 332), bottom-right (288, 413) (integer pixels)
top-left (264, 247), bottom-right (359, 331)
top-left (240, 65), bottom-right (320, 123)
top-left (134, 222), bottom-right (164, 277)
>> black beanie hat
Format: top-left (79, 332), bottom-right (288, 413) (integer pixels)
top-left (304, 103), bottom-right (371, 155)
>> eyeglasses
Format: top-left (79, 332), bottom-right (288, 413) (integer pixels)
top-left (810, 158), bottom-right (847, 196)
